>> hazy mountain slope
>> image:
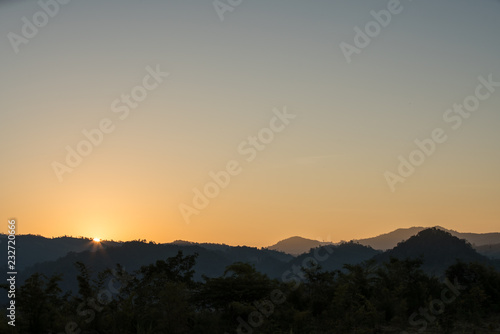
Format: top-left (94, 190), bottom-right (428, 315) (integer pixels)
top-left (354, 227), bottom-right (425, 250)
top-left (290, 242), bottom-right (381, 272)
top-left (267, 236), bottom-right (332, 256)
top-left (170, 240), bottom-right (292, 262)
top-left (449, 231), bottom-right (500, 247)
top-left (475, 243), bottom-right (500, 259)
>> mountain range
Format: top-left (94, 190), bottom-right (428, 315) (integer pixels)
top-left (267, 226), bottom-right (500, 255)
top-left (1, 226), bottom-right (498, 294)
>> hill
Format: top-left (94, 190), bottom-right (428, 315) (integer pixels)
top-left (354, 226), bottom-right (500, 250)
top-left (8, 229), bottom-right (500, 295)
top-left (0, 233), bottom-right (121, 270)
top-left (267, 236), bottom-right (333, 256)
top-left (373, 228), bottom-right (494, 276)
top-left (266, 227), bottom-right (500, 256)
top-left (16, 241), bottom-right (294, 293)
top-left (475, 243), bottom-right (500, 259)
top-left (290, 242), bottom-right (380, 272)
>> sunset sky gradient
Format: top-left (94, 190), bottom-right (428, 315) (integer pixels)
top-left (1, 0), bottom-right (499, 247)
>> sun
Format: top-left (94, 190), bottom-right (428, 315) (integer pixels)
top-left (93, 237), bottom-right (101, 242)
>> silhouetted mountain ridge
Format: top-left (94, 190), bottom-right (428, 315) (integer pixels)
top-left (16, 241), bottom-right (294, 292)
top-left (0, 233), bottom-right (121, 270)
top-left (290, 241), bottom-right (381, 272)
top-left (268, 226), bottom-right (500, 256)
top-left (374, 228), bottom-right (495, 276)
top-left (4, 227), bottom-right (499, 294)
top-left (354, 226), bottom-right (500, 250)
top-left (267, 236), bottom-right (333, 255)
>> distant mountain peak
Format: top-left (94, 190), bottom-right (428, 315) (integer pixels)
top-left (267, 236), bottom-right (333, 256)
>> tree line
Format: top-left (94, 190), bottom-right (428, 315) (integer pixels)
top-left (1, 251), bottom-right (499, 333)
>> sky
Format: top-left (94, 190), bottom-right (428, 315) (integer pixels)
top-left (1, 0), bottom-right (499, 247)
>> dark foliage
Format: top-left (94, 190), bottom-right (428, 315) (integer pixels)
top-left (1, 250), bottom-right (499, 334)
